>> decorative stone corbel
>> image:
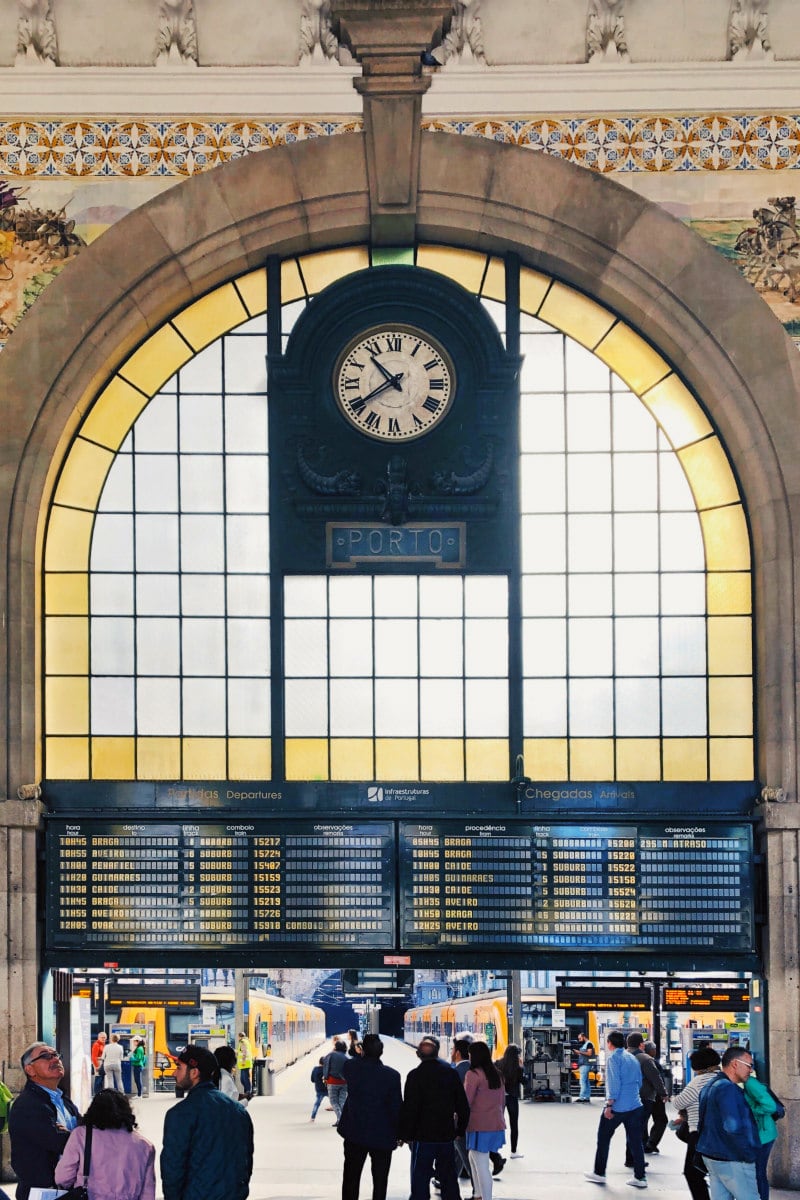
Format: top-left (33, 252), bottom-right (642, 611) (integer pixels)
top-left (586, 0), bottom-right (629, 63)
top-left (426, 1), bottom-right (486, 66)
top-left (300, 0), bottom-right (344, 64)
top-left (331, 0), bottom-right (452, 244)
top-left (16, 0), bottom-right (58, 67)
top-left (729, 0), bottom-right (773, 61)
top-left (155, 0), bottom-right (198, 67)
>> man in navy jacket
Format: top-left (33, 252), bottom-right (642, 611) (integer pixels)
top-left (399, 1036), bottom-right (470, 1200)
top-left (697, 1046), bottom-right (760, 1200)
top-left (9, 1043), bottom-right (81, 1200)
top-left (338, 1034), bottom-right (402, 1200)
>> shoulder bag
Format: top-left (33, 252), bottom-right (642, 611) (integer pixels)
top-left (60, 1125), bottom-right (93, 1200)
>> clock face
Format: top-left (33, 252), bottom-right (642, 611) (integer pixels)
top-left (333, 324), bottom-right (455, 442)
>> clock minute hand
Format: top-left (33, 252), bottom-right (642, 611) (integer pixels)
top-left (361, 370), bottom-right (404, 404)
top-left (371, 355), bottom-right (404, 391)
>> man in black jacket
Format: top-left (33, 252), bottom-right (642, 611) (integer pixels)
top-left (338, 1034), bottom-right (402, 1200)
top-left (9, 1042), bottom-right (82, 1200)
top-left (625, 1032), bottom-right (668, 1170)
top-left (399, 1036), bottom-right (470, 1200)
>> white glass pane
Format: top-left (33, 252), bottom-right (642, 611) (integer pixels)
top-left (568, 454), bottom-right (611, 512)
top-left (181, 618), bottom-right (225, 676)
top-left (465, 576), bottom-right (508, 618)
top-left (137, 617), bottom-right (180, 675)
top-left (228, 619), bottom-right (270, 677)
top-left (181, 456), bottom-right (223, 513)
top-left (613, 390), bottom-right (658, 451)
top-left (661, 573), bottom-right (705, 615)
top-left (281, 299), bottom-right (307, 336)
top-left (375, 620), bottom-right (418, 677)
top-left (662, 617), bottom-right (706, 675)
top-left (226, 456), bottom-right (269, 513)
top-left (284, 678), bottom-right (327, 736)
top-left (419, 619), bottom-right (463, 676)
top-left (179, 395), bottom-right (223, 452)
top-left (228, 575), bottom-right (270, 617)
top-left (520, 332), bottom-right (564, 391)
top-left (660, 453), bottom-right (696, 510)
top-left (137, 574), bottom-right (180, 615)
top-left (91, 574), bottom-right (134, 615)
top-left (284, 618), bottom-right (327, 676)
top-left (330, 618), bottom-right (373, 677)
top-left (614, 617), bottom-right (660, 675)
top-left (613, 453), bottom-right (658, 511)
top-left (568, 515), bottom-right (612, 572)
top-left (567, 394), bottom-right (611, 451)
top-left (520, 395), bottom-right (565, 453)
top-left (420, 679), bottom-right (463, 736)
top-left (91, 514), bottom-right (134, 571)
top-left (98, 456), bottom-right (132, 511)
top-left (235, 313), bottom-right (268, 335)
top-left (521, 515), bottom-right (566, 573)
top-left (661, 513), bottom-right (705, 570)
top-left (284, 575), bottom-right (328, 617)
top-left (91, 617), bottom-right (134, 673)
top-left (522, 575), bottom-right (566, 617)
top-left (136, 461), bottom-right (174, 521)
top-left (228, 678), bottom-right (270, 736)
top-left (465, 679), bottom-right (508, 736)
top-left (137, 677), bottom-right (180, 735)
top-left (224, 334), bottom-right (267, 393)
top-left (662, 677), bottom-right (707, 736)
top-left (420, 576), bottom-right (463, 617)
top-left (613, 514), bottom-right (659, 571)
top-left (179, 341), bottom-right (222, 393)
top-left (182, 515), bottom-right (225, 572)
top-left (569, 617), bottom-right (613, 675)
top-left (520, 455), bottom-right (565, 513)
top-left (182, 575), bottom-right (225, 616)
top-left (330, 679), bottom-right (373, 736)
top-left (523, 678), bottom-right (567, 737)
top-left (566, 339), bottom-right (610, 391)
top-left (328, 575), bottom-right (372, 618)
top-left (569, 679), bottom-right (613, 736)
top-left (133, 393), bottom-right (177, 452)
top-left (225, 395), bottom-right (268, 454)
top-left (480, 298), bottom-right (505, 334)
top-left (136, 515), bottom-right (179, 572)
top-left (374, 575), bottom-right (418, 617)
top-left (375, 678), bottom-right (418, 736)
top-left (91, 678), bottom-right (135, 735)
top-left (569, 574), bottom-right (612, 616)
top-left (520, 313), bottom-right (552, 333)
top-left (522, 618), bottom-right (566, 676)
top-left (183, 678), bottom-right (226, 735)
top-left (465, 619), bottom-right (508, 677)
top-left (614, 574), bottom-right (659, 615)
top-left (226, 515), bottom-right (268, 572)
top-left (615, 678), bottom-right (661, 736)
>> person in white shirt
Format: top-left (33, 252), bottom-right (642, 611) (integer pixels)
top-left (213, 1046), bottom-right (248, 1107)
top-left (101, 1033), bottom-right (125, 1092)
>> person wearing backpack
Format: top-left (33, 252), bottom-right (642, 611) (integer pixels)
top-left (743, 1069), bottom-right (783, 1200)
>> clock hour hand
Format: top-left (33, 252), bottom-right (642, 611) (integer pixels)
top-left (371, 355), bottom-right (404, 391)
top-left (361, 370), bottom-right (404, 404)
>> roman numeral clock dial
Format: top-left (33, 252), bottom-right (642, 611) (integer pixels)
top-left (333, 325), bottom-right (455, 442)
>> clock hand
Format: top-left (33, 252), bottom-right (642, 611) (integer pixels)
top-left (371, 355), bottom-right (404, 391)
top-left (361, 371), bottom-right (405, 404)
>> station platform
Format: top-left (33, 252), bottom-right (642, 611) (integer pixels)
top-left (131, 1039), bottom-right (794, 1200)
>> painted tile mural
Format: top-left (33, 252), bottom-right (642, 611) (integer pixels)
top-left (1, 113), bottom-right (800, 344)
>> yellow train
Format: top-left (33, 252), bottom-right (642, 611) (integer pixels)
top-left (404, 989), bottom-right (556, 1059)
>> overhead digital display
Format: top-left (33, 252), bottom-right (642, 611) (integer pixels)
top-left (556, 986), bottom-right (653, 1011)
top-left (662, 985), bottom-right (751, 1012)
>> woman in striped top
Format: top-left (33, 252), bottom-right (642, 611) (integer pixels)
top-left (672, 1047), bottom-right (722, 1200)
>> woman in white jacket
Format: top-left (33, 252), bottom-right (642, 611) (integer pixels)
top-left (214, 1045), bottom-right (248, 1106)
top-left (100, 1033), bottom-right (125, 1092)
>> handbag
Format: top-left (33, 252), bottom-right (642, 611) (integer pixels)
top-left (671, 1111), bottom-right (691, 1143)
top-left (60, 1125), bottom-right (93, 1200)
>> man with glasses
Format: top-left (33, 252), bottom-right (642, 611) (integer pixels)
top-left (696, 1046), bottom-right (761, 1200)
top-left (8, 1043), bottom-right (81, 1200)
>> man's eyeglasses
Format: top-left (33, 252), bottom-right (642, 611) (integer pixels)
top-left (736, 1059), bottom-right (754, 1071)
top-left (29, 1050), bottom-right (61, 1064)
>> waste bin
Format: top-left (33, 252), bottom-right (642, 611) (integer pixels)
top-left (253, 1059), bottom-right (274, 1097)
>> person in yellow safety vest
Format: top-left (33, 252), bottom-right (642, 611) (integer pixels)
top-left (237, 1033), bottom-right (253, 1099)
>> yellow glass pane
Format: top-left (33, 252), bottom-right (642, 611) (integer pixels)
top-left (285, 738), bottom-right (329, 780)
top-left (481, 257), bottom-right (506, 303)
top-left (709, 738), bottom-right (754, 781)
top-left (708, 617), bottom-right (752, 675)
top-left (330, 738), bottom-right (374, 780)
top-left (92, 737), bottom-right (135, 779)
top-left (46, 678), bottom-right (89, 734)
top-left (182, 737), bottom-right (227, 779)
top-left (594, 324), bottom-right (670, 394)
top-left (228, 738), bottom-right (272, 780)
top-left (569, 738), bottom-right (614, 780)
top-left (298, 247), bottom-right (370, 296)
top-left (524, 738), bottom-right (568, 781)
top-left (46, 617), bottom-right (88, 674)
top-left (137, 737), bottom-right (181, 779)
top-left (678, 438), bottom-right (740, 511)
top-left (539, 283), bottom-right (615, 349)
top-left (54, 439), bottom-right (114, 511)
top-left (519, 267), bottom-right (551, 315)
top-left (119, 325), bottom-right (194, 396)
top-left (615, 739), bottom-right (661, 781)
top-left (172, 284), bottom-right (249, 351)
top-left (375, 739), bottom-right (419, 781)
top-left (80, 375), bottom-right (150, 451)
top-left (416, 246), bottom-right (487, 293)
top-left (281, 258), bottom-right (305, 303)
top-left (700, 506), bottom-right (750, 571)
top-left (45, 574), bottom-right (88, 615)
top-left (46, 737), bottom-right (89, 779)
top-left (236, 267), bottom-right (268, 317)
top-left (707, 572), bottom-right (751, 615)
top-left (44, 507), bottom-right (93, 571)
top-left (420, 739), bottom-right (464, 781)
top-left (465, 739), bottom-right (508, 781)
top-left (642, 374), bottom-right (713, 449)
top-left (709, 678), bottom-right (753, 736)
top-left (372, 247), bottom-right (414, 267)
top-left (662, 739), bottom-right (707, 781)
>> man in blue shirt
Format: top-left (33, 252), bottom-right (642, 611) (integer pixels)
top-left (696, 1046), bottom-right (760, 1200)
top-left (585, 1030), bottom-right (646, 1188)
top-left (8, 1042), bottom-right (81, 1200)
